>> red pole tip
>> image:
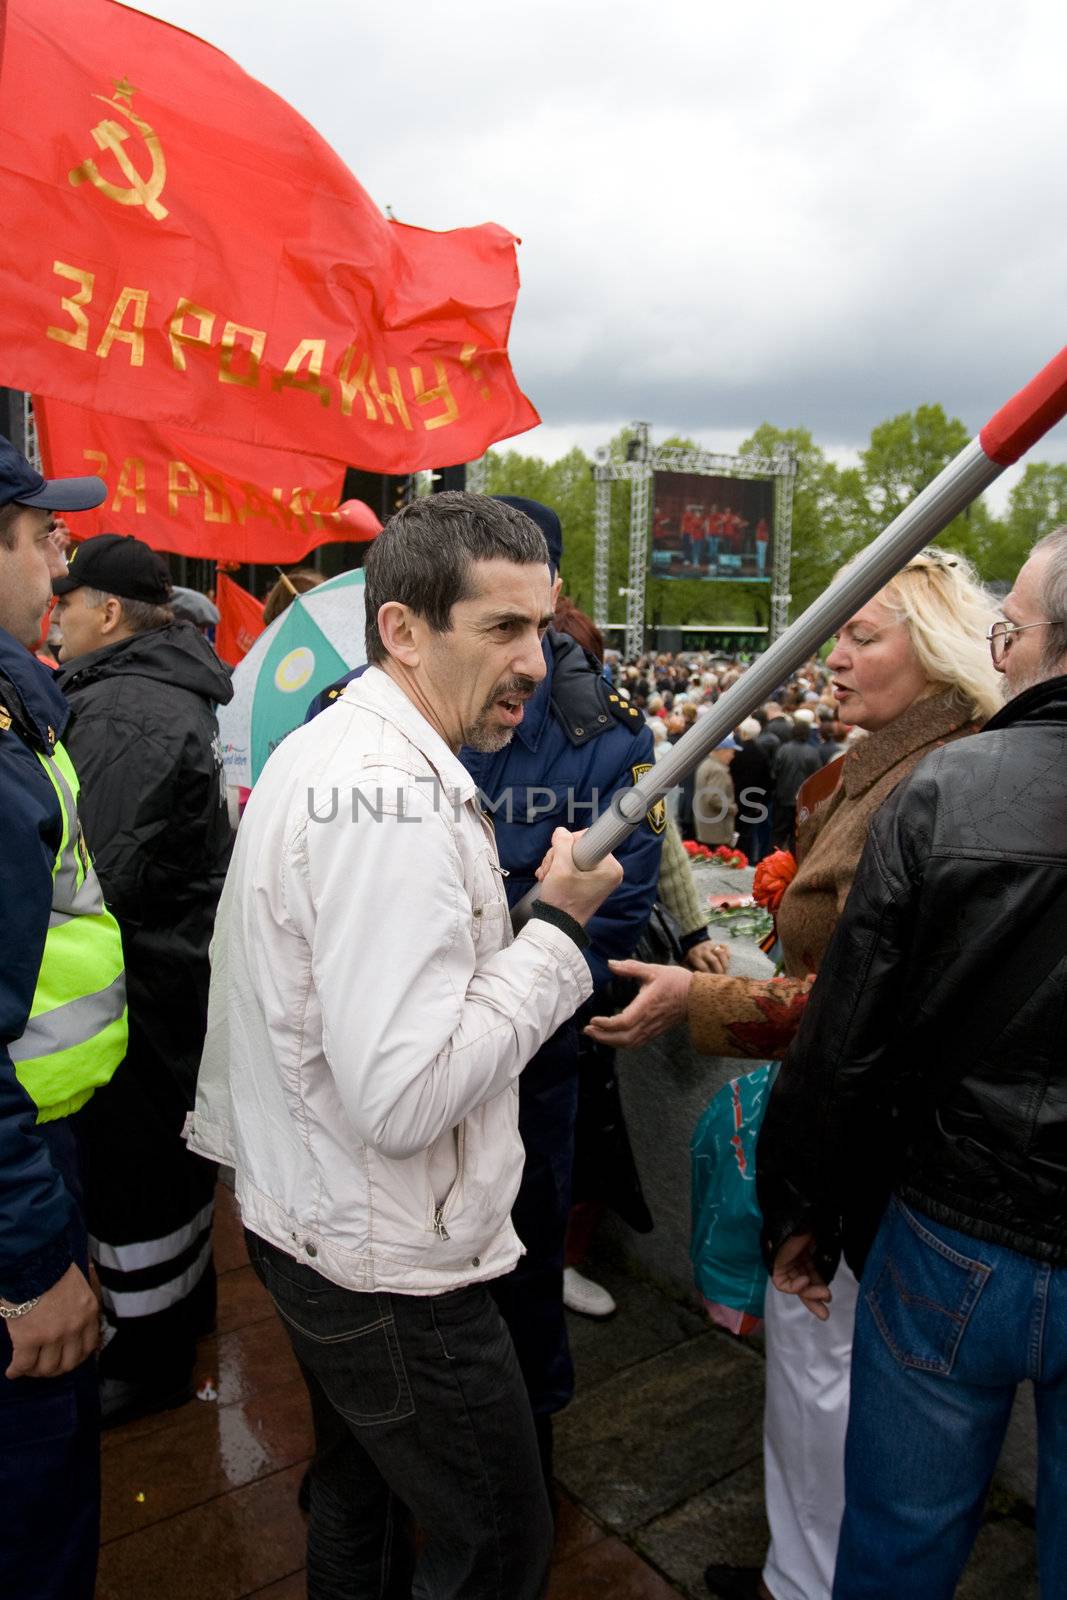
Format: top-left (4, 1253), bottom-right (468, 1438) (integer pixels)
top-left (980, 344), bottom-right (1067, 467)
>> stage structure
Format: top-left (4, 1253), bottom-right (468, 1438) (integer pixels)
top-left (593, 423), bottom-right (797, 657)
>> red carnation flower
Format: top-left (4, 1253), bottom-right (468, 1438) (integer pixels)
top-left (752, 849), bottom-right (798, 912)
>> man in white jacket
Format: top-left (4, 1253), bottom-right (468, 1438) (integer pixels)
top-left (189, 493), bottom-right (622, 1600)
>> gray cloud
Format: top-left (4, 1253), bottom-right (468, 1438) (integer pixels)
top-left (146, 0), bottom-right (1067, 466)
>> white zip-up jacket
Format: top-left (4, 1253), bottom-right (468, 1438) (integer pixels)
top-left (188, 667), bottom-right (592, 1294)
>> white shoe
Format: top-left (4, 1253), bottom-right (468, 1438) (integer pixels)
top-left (563, 1267), bottom-right (617, 1318)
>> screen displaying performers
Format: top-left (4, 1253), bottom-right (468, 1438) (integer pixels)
top-left (650, 472), bottom-right (774, 582)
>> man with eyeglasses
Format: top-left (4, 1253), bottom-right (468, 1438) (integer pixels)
top-left (755, 525), bottom-right (1067, 1598)
top-left (986, 557), bottom-right (1064, 688)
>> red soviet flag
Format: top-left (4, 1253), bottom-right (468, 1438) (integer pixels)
top-left (0, 0), bottom-right (539, 471)
top-left (214, 573), bottom-right (265, 666)
top-left (34, 396), bottom-right (381, 561)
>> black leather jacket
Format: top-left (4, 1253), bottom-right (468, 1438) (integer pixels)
top-left (758, 675), bottom-right (1067, 1278)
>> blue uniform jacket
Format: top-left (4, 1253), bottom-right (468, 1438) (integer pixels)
top-left (461, 633), bottom-right (662, 990)
top-left (307, 633), bottom-right (663, 990)
top-left (0, 630), bottom-right (79, 1300)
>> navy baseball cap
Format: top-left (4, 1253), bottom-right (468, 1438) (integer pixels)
top-left (492, 495), bottom-right (563, 574)
top-left (0, 432), bottom-right (106, 513)
top-left (53, 534), bottom-right (173, 604)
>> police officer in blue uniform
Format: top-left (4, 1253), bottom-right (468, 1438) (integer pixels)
top-left (307, 496), bottom-right (664, 1489)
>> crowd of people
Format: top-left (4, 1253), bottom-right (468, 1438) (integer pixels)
top-left (623, 649), bottom-right (853, 857)
top-left (1, 435), bottom-right (1065, 1600)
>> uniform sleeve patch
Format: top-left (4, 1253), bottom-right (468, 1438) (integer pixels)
top-left (631, 762), bottom-right (666, 834)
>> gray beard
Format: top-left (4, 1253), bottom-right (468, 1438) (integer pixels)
top-left (464, 717), bottom-right (515, 754)
top-left (1002, 663), bottom-right (1052, 699)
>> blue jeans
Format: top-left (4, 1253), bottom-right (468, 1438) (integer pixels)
top-left (246, 1232), bottom-right (553, 1600)
top-left (0, 1118), bottom-right (100, 1600)
top-left (834, 1197), bottom-right (1067, 1599)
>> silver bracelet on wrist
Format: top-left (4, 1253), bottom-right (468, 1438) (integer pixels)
top-left (0, 1296), bottom-right (41, 1320)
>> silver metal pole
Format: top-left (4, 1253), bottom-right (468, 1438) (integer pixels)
top-left (510, 338), bottom-right (1067, 927)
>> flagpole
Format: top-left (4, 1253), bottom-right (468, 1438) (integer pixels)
top-left (512, 342), bottom-right (1067, 928)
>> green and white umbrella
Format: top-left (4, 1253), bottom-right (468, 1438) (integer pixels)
top-left (219, 568), bottom-right (366, 788)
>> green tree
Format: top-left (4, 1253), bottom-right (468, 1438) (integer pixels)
top-left (857, 404), bottom-right (1007, 572)
top-left (996, 463), bottom-right (1067, 581)
top-left (738, 424), bottom-right (871, 617)
top-left (860, 404), bottom-right (970, 523)
top-left (482, 446), bottom-right (601, 614)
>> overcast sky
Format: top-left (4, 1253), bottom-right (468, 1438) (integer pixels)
top-left (142, 0), bottom-right (1067, 502)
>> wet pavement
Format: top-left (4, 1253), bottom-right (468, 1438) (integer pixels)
top-left (96, 1189), bottom-right (682, 1598)
top-left (97, 1188), bottom-right (1039, 1598)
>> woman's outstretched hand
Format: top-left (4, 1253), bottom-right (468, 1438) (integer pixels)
top-left (583, 959), bottom-right (694, 1048)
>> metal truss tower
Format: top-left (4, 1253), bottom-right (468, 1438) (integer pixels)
top-left (465, 454), bottom-right (488, 495)
top-left (624, 423), bottom-right (651, 658)
top-left (592, 450), bottom-right (612, 629)
top-left (770, 454), bottom-right (797, 638)
top-left (22, 395), bottom-right (41, 472)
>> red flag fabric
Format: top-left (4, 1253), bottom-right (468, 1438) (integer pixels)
top-left (0, 0), bottom-right (539, 471)
top-left (214, 573), bottom-right (265, 666)
top-left (34, 397), bottom-right (381, 561)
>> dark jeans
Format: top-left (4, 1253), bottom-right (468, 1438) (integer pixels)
top-left (81, 1040), bottom-right (218, 1386)
top-left (0, 1117), bottom-right (100, 1600)
top-left (246, 1231), bottom-right (553, 1600)
top-left (737, 813), bottom-right (773, 865)
top-left (772, 803), bottom-right (796, 852)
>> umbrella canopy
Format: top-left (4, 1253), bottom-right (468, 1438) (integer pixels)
top-left (219, 568), bottom-right (366, 787)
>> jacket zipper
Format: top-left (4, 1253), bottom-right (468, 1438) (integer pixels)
top-left (431, 1123), bottom-right (466, 1242)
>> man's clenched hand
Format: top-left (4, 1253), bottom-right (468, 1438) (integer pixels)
top-left (535, 828), bottom-right (623, 926)
top-left (4, 1263), bottom-right (100, 1379)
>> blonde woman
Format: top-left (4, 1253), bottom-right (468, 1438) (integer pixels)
top-left (587, 549), bottom-right (1002, 1600)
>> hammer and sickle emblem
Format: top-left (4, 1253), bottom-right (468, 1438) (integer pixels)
top-left (69, 94), bottom-right (168, 221)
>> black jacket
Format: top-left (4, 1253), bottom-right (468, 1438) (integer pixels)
top-left (771, 737), bottom-right (822, 807)
top-left (57, 623), bottom-right (234, 1101)
top-left (731, 740), bottom-right (773, 825)
top-left (758, 675), bottom-right (1067, 1278)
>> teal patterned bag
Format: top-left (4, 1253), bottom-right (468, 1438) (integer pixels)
top-left (690, 1063), bottom-right (779, 1334)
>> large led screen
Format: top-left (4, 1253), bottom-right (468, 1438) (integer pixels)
top-left (651, 472), bottom-right (774, 582)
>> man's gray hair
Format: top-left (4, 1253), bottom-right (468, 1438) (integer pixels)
top-left (363, 492), bottom-right (549, 664)
top-left (1032, 524), bottom-right (1067, 670)
top-left (81, 586), bottom-right (174, 634)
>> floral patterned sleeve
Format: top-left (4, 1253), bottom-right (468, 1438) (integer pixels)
top-left (687, 972), bottom-right (815, 1060)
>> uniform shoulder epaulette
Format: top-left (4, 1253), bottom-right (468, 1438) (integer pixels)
top-left (320, 675), bottom-right (351, 704)
top-left (0, 671), bottom-right (41, 749)
top-left (602, 683), bottom-right (645, 736)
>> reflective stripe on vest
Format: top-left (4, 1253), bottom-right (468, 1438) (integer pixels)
top-left (9, 740), bottom-right (127, 1122)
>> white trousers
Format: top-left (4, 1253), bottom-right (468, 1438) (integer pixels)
top-left (761, 1262), bottom-right (859, 1600)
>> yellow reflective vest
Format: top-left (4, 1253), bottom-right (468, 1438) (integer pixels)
top-left (8, 739), bottom-right (127, 1121)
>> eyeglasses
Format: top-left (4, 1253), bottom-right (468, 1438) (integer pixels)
top-left (986, 618), bottom-right (1053, 666)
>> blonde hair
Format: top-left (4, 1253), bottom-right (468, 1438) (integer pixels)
top-left (863, 547), bottom-right (1001, 722)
